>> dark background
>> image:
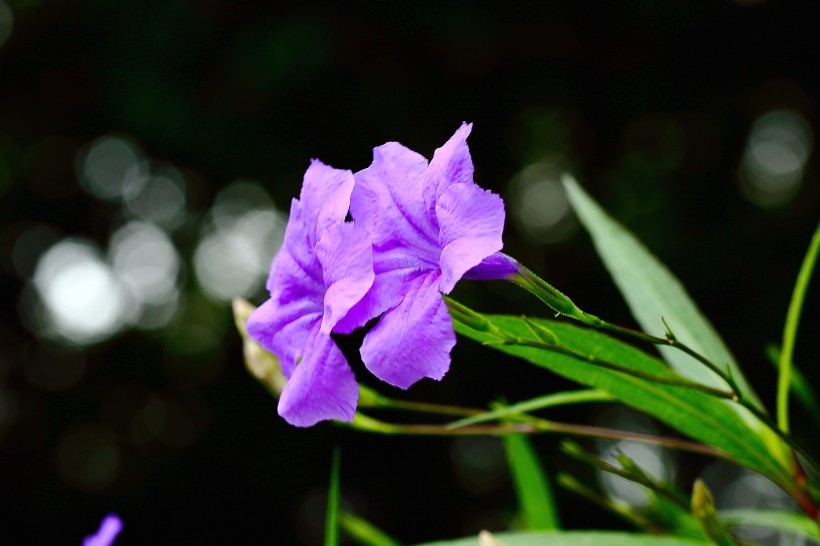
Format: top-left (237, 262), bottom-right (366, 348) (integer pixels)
top-left (1, 1), bottom-right (818, 544)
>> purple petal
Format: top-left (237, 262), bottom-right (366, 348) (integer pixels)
top-left (83, 514), bottom-right (123, 546)
top-left (463, 251), bottom-right (519, 281)
top-left (251, 198), bottom-right (326, 376)
top-left (423, 123), bottom-right (474, 222)
top-left (277, 327), bottom-right (359, 427)
top-left (299, 160), bottom-right (356, 245)
top-left (351, 142), bottom-right (439, 253)
top-left (316, 223), bottom-right (374, 334)
top-left (360, 271), bottom-right (455, 389)
top-left (436, 182), bottom-right (506, 293)
top-left (247, 298), bottom-right (321, 378)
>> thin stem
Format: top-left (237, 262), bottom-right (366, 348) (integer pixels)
top-left (778, 221), bottom-right (820, 433)
top-left (447, 389), bottom-right (615, 429)
top-left (533, 420), bottom-right (725, 458)
top-left (592, 318), bottom-right (740, 398)
top-left (350, 413), bottom-right (724, 458)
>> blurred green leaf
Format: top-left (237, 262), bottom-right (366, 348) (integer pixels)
top-left (416, 530), bottom-right (708, 546)
top-left (341, 511), bottom-right (400, 546)
top-left (504, 434), bottom-right (559, 530)
top-left (690, 480), bottom-right (739, 546)
top-left (452, 310), bottom-right (792, 486)
top-left (719, 509), bottom-right (820, 540)
top-left (325, 447), bottom-right (342, 546)
top-left (562, 178), bottom-right (761, 411)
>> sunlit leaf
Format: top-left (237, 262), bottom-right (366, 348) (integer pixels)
top-left (415, 530), bottom-right (708, 546)
top-left (452, 308), bottom-right (792, 487)
top-left (504, 434), bottom-right (559, 530)
top-left (562, 178), bottom-right (762, 410)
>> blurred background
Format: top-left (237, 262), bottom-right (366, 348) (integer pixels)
top-left (1, 1), bottom-right (818, 544)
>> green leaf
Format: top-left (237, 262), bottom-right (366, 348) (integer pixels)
top-left (777, 220), bottom-right (820, 432)
top-left (415, 530), bottom-right (708, 546)
top-left (691, 480), bottom-right (739, 546)
top-left (562, 178), bottom-right (761, 411)
top-left (719, 509), bottom-right (820, 540)
top-left (325, 447), bottom-right (341, 546)
top-left (340, 511), bottom-right (400, 546)
top-left (452, 310), bottom-right (792, 487)
top-left (504, 434), bottom-right (559, 530)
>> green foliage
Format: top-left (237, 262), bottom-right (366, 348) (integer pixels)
top-left (503, 434), bottom-right (559, 530)
top-left (451, 309), bottom-right (792, 486)
top-left (562, 177), bottom-right (761, 410)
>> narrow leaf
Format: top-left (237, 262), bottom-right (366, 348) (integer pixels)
top-left (504, 434), bottom-right (559, 530)
top-left (777, 220), bottom-right (820, 432)
top-left (325, 447), bottom-right (342, 546)
top-left (452, 309), bottom-right (792, 487)
top-left (340, 512), bottom-right (400, 546)
top-left (562, 177), bottom-right (761, 410)
top-left (766, 345), bottom-right (820, 426)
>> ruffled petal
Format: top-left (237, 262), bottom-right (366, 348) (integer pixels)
top-left (277, 326), bottom-right (359, 427)
top-left (250, 199), bottom-right (325, 376)
top-left (299, 160), bottom-right (356, 246)
top-left (423, 123), bottom-right (474, 223)
top-left (351, 142), bottom-right (439, 253)
top-left (316, 223), bottom-right (374, 334)
top-left (360, 271), bottom-right (455, 389)
top-left (436, 182), bottom-right (506, 293)
top-left (247, 297), bottom-right (322, 379)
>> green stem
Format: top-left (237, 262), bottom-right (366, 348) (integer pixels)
top-left (350, 414), bottom-right (724, 458)
top-left (777, 221), bottom-right (820, 433)
top-left (589, 318), bottom-right (740, 398)
top-left (324, 447), bottom-right (341, 546)
top-left (447, 389), bottom-right (614, 429)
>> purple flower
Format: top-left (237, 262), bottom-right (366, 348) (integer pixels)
top-left (341, 123), bottom-right (512, 389)
top-left (83, 514), bottom-right (123, 546)
top-left (247, 160), bottom-right (374, 427)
